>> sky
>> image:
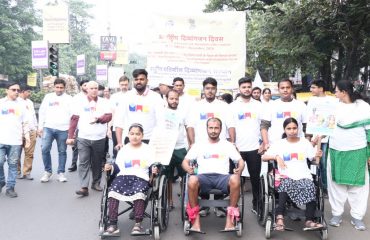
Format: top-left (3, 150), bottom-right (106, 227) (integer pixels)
top-left (37, 0), bottom-right (209, 49)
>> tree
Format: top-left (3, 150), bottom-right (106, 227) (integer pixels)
top-left (58, 0), bottom-right (99, 81)
top-left (0, 0), bottom-right (41, 82)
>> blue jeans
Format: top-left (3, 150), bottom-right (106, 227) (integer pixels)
top-left (0, 144), bottom-right (22, 189)
top-left (41, 127), bottom-right (68, 174)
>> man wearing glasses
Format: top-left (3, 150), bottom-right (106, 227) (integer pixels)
top-left (0, 82), bottom-right (30, 198)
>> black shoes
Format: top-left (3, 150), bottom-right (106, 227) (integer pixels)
top-left (68, 163), bottom-right (77, 172)
top-left (75, 188), bottom-right (89, 196)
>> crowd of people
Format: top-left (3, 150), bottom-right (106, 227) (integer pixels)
top-left (0, 69), bottom-right (369, 235)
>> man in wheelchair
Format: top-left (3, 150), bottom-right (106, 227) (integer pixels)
top-left (103, 123), bottom-right (158, 236)
top-left (182, 118), bottom-right (244, 233)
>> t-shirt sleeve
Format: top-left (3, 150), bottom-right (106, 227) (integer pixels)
top-left (228, 142), bottom-right (242, 161)
top-left (304, 138), bottom-right (315, 160)
top-left (261, 101), bottom-right (272, 121)
top-left (114, 97), bottom-right (126, 129)
top-left (185, 143), bottom-right (198, 160)
top-left (223, 102), bottom-right (235, 128)
top-left (266, 141), bottom-right (279, 157)
top-left (299, 101), bottom-right (308, 124)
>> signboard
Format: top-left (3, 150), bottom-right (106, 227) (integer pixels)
top-left (43, 4), bottom-right (70, 43)
top-left (100, 36), bottom-right (117, 51)
top-left (76, 54), bottom-right (85, 75)
top-left (96, 65), bottom-right (108, 82)
top-left (27, 73), bottom-right (37, 87)
top-left (100, 51), bottom-right (117, 61)
top-left (115, 42), bottom-right (129, 65)
top-left (31, 41), bottom-right (48, 69)
top-left (147, 12), bottom-right (246, 90)
top-left (306, 98), bottom-right (338, 136)
top-left (108, 67), bottom-right (124, 89)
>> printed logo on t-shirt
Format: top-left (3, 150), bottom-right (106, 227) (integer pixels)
top-left (129, 104), bottom-right (149, 113)
top-left (83, 106), bottom-right (96, 112)
top-left (238, 112), bottom-right (256, 120)
top-left (1, 108), bottom-right (21, 116)
top-left (282, 152), bottom-right (304, 161)
top-left (48, 101), bottom-right (60, 107)
top-left (203, 153), bottom-right (225, 160)
top-left (276, 111), bottom-right (298, 119)
top-left (124, 159), bottom-right (148, 168)
top-left (200, 112), bottom-right (218, 120)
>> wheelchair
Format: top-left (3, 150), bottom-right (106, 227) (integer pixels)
top-left (256, 160), bottom-right (328, 239)
top-left (99, 163), bottom-right (169, 240)
top-left (180, 160), bottom-right (244, 237)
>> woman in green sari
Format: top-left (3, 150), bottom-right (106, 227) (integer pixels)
top-left (327, 80), bottom-right (370, 231)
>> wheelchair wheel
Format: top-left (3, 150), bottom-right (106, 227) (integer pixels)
top-left (180, 176), bottom-right (187, 222)
top-left (265, 216), bottom-right (272, 239)
top-left (154, 225), bottom-right (160, 240)
top-left (257, 175), bottom-right (269, 226)
top-left (239, 178), bottom-right (245, 224)
top-left (236, 222), bottom-right (242, 237)
top-left (99, 177), bottom-right (109, 235)
top-left (158, 175), bottom-right (169, 231)
top-left (183, 220), bottom-right (190, 235)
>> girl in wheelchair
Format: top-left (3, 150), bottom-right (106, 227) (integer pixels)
top-left (262, 117), bottom-right (324, 231)
top-left (103, 123), bottom-right (157, 235)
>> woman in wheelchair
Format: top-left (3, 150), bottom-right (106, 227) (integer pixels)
top-left (262, 117), bottom-right (324, 231)
top-left (103, 123), bottom-right (157, 235)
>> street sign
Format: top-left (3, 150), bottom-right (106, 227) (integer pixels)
top-left (100, 36), bottom-right (117, 51)
top-left (27, 73), bottom-right (37, 87)
top-left (76, 54), bottom-right (86, 75)
top-left (100, 51), bottom-right (117, 61)
top-left (32, 41), bottom-right (48, 69)
top-left (43, 3), bottom-right (70, 43)
top-left (96, 65), bottom-right (108, 81)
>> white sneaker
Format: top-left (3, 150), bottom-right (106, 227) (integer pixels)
top-left (58, 173), bottom-right (67, 182)
top-left (40, 172), bottom-right (52, 182)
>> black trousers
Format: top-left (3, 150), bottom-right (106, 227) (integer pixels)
top-left (276, 192), bottom-right (316, 221)
top-left (240, 149), bottom-right (261, 207)
top-left (111, 127), bottom-right (118, 159)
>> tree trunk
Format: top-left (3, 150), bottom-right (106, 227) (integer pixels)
top-left (320, 55), bottom-right (332, 91)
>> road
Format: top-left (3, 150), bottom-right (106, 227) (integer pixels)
top-left (0, 139), bottom-right (369, 240)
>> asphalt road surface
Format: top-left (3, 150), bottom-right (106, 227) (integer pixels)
top-left (0, 139), bottom-right (369, 240)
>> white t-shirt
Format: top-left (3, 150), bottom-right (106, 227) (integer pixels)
top-left (164, 108), bottom-right (187, 149)
top-left (73, 96), bottom-right (111, 140)
top-left (188, 99), bottom-right (235, 143)
top-left (38, 92), bottom-right (73, 131)
top-left (262, 98), bottom-right (307, 144)
top-left (110, 91), bottom-right (126, 129)
top-left (266, 138), bottom-right (315, 180)
top-left (330, 100), bottom-right (370, 151)
top-left (115, 88), bottom-right (165, 140)
top-left (306, 95), bottom-right (338, 143)
top-left (0, 97), bottom-right (28, 145)
top-left (18, 98), bottom-right (37, 131)
top-left (185, 139), bottom-right (241, 175)
top-left (231, 98), bottom-right (262, 151)
top-left (115, 143), bottom-right (155, 181)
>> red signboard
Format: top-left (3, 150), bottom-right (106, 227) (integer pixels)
top-left (100, 51), bottom-right (117, 61)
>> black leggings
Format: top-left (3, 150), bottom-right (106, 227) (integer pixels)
top-left (276, 192), bottom-right (316, 221)
top-left (240, 150), bottom-right (261, 207)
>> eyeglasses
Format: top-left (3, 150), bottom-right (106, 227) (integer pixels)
top-left (9, 88), bottom-right (21, 92)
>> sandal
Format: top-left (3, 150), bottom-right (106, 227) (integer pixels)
top-left (303, 220), bottom-right (324, 231)
top-left (275, 215), bottom-right (285, 231)
top-left (104, 225), bottom-right (120, 235)
top-left (131, 222), bottom-right (144, 235)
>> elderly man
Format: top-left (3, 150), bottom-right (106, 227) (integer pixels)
top-left (182, 118), bottom-right (244, 233)
top-left (67, 81), bottom-right (112, 196)
top-left (0, 82), bottom-right (30, 198)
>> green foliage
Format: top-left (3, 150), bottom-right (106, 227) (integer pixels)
top-left (0, 88), bottom-right (5, 98)
top-left (58, 0), bottom-right (99, 81)
top-left (0, 0), bottom-right (41, 82)
top-left (30, 90), bottom-right (46, 104)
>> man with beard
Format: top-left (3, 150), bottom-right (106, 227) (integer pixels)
top-left (164, 90), bottom-right (190, 209)
top-left (182, 118), bottom-right (244, 233)
top-left (68, 79), bottom-right (89, 172)
top-left (115, 69), bottom-right (164, 147)
top-left (231, 77), bottom-right (264, 214)
top-left (261, 79), bottom-right (308, 150)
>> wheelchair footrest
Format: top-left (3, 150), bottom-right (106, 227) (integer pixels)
top-left (130, 229), bottom-right (151, 236)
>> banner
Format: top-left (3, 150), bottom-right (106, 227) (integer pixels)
top-left (43, 4), bottom-right (70, 43)
top-left (115, 42), bottom-right (129, 65)
top-left (27, 73), bottom-right (37, 87)
top-left (76, 54), bottom-right (85, 76)
top-left (96, 65), bottom-right (108, 82)
top-left (147, 12), bottom-right (246, 89)
top-left (31, 41), bottom-right (48, 69)
top-left (306, 99), bottom-right (337, 136)
top-left (100, 36), bottom-right (117, 61)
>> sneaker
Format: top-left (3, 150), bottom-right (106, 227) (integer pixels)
top-left (5, 188), bottom-right (18, 198)
top-left (199, 207), bottom-right (210, 217)
top-left (214, 207), bottom-right (226, 218)
top-left (329, 215), bottom-right (342, 227)
top-left (251, 205), bottom-right (258, 215)
top-left (40, 172), bottom-right (52, 182)
top-left (23, 174), bottom-right (34, 180)
top-left (17, 174), bottom-right (24, 179)
top-left (58, 173), bottom-right (67, 182)
top-left (0, 182), bottom-right (5, 193)
top-left (351, 218), bottom-right (366, 231)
